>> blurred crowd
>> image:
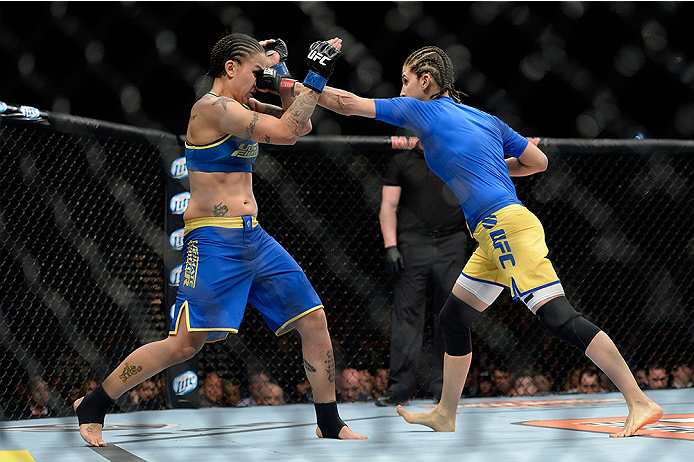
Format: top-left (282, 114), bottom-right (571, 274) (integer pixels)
top-left (3, 355), bottom-right (691, 419)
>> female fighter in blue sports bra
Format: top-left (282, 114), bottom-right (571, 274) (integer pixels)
top-left (73, 34), bottom-right (366, 446)
top-left (311, 46), bottom-right (662, 438)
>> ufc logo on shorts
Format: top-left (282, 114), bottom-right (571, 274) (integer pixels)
top-left (308, 50), bottom-right (330, 65)
top-left (490, 229), bottom-right (516, 269)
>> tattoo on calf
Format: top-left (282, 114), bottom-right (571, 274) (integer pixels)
top-left (213, 202), bottom-right (228, 217)
top-left (304, 358), bottom-right (317, 373)
top-left (119, 363), bottom-right (143, 383)
top-left (325, 349), bottom-right (336, 383)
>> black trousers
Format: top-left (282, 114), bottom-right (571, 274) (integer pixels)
top-left (388, 230), bottom-right (468, 399)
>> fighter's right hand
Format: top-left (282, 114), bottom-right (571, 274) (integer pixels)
top-left (303, 38), bottom-right (342, 92)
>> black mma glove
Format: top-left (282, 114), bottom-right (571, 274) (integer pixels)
top-left (384, 245), bottom-right (405, 278)
top-left (255, 68), bottom-right (282, 94)
top-left (263, 38), bottom-right (291, 77)
top-left (303, 41), bottom-right (341, 93)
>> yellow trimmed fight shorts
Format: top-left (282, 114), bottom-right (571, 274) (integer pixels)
top-left (460, 204), bottom-right (563, 308)
top-left (170, 216), bottom-right (324, 342)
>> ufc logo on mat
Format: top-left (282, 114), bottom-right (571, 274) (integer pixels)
top-left (308, 50), bottom-right (330, 65)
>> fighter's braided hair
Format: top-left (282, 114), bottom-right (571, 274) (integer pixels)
top-left (404, 46), bottom-right (466, 103)
top-left (207, 33), bottom-right (264, 78)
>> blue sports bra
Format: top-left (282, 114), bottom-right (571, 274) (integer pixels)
top-left (184, 92), bottom-right (259, 173)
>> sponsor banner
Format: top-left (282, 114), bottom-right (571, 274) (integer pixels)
top-left (170, 156), bottom-right (188, 179)
top-left (519, 414), bottom-right (694, 440)
top-left (169, 192), bottom-right (190, 215)
top-left (172, 370), bottom-right (198, 396)
top-left (169, 227), bottom-right (184, 250)
top-left (169, 264), bottom-right (182, 286)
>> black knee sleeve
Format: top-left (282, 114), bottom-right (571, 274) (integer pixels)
top-left (536, 297), bottom-right (601, 353)
top-left (314, 401), bottom-right (346, 439)
top-left (439, 294), bottom-right (481, 356)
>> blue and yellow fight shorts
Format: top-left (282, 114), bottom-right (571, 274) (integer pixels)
top-left (170, 216), bottom-right (324, 342)
top-left (458, 204), bottom-right (564, 311)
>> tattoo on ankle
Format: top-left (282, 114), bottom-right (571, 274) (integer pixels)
top-left (303, 358), bottom-right (317, 373)
top-left (119, 363), bottom-right (143, 383)
top-left (325, 350), bottom-right (335, 383)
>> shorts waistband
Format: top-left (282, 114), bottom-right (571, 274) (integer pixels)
top-left (184, 216), bottom-right (259, 235)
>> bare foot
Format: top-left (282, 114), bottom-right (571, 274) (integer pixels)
top-left (73, 396), bottom-right (106, 447)
top-left (610, 399), bottom-right (663, 438)
top-left (396, 405), bottom-right (456, 432)
top-left (316, 425), bottom-right (367, 440)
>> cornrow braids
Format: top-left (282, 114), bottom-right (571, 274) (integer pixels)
top-left (404, 46), bottom-right (466, 104)
top-left (207, 33), bottom-right (264, 78)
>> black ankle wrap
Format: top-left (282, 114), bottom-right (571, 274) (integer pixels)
top-left (314, 401), bottom-right (346, 439)
top-left (76, 384), bottom-right (114, 425)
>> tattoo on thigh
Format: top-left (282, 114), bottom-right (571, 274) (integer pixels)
top-left (303, 358), bottom-right (317, 374)
top-left (325, 349), bottom-right (335, 383)
top-left (213, 202), bottom-right (228, 217)
top-left (119, 363), bottom-right (143, 383)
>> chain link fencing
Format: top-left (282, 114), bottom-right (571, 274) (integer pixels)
top-left (1, 107), bottom-right (692, 420)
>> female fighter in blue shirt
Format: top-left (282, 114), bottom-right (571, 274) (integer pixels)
top-left (313, 45), bottom-right (662, 438)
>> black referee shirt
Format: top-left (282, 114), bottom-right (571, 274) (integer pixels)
top-left (383, 148), bottom-right (466, 235)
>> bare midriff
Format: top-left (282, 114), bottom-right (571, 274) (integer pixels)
top-left (183, 170), bottom-right (257, 221)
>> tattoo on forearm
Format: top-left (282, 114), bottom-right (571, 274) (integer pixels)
top-left (325, 349), bottom-right (335, 383)
top-left (213, 202), bottom-right (228, 217)
top-left (244, 112), bottom-right (259, 139)
top-left (263, 105), bottom-right (284, 119)
top-left (211, 96), bottom-right (234, 110)
top-left (119, 363), bottom-right (143, 383)
top-left (303, 358), bottom-right (317, 374)
top-left (286, 90), bottom-right (319, 136)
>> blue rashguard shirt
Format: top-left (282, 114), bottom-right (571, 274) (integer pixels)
top-left (375, 97), bottom-right (529, 232)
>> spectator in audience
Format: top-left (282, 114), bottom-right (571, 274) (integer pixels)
top-left (646, 361), bottom-right (669, 389)
top-left (23, 376), bottom-right (56, 418)
top-left (491, 364), bottom-right (513, 396)
top-left (372, 368), bottom-right (389, 399)
top-left (223, 379), bottom-right (243, 406)
top-left (338, 368), bottom-right (365, 403)
top-left (296, 378), bottom-right (313, 403)
top-left (199, 371), bottom-right (223, 407)
top-left (237, 372), bottom-right (273, 407)
top-left (670, 361), bottom-right (693, 389)
top-left (533, 371), bottom-right (553, 394)
top-left (634, 368), bottom-right (648, 389)
top-left (477, 371), bottom-right (494, 397)
top-left (512, 373), bottom-right (538, 397)
top-left (79, 378), bottom-right (98, 398)
top-left (258, 383), bottom-right (285, 406)
top-left (136, 380), bottom-right (164, 411)
top-left (563, 366), bottom-right (583, 393)
top-left (579, 367), bottom-right (602, 394)
top-left (358, 369), bottom-right (374, 400)
top-left (462, 367), bottom-right (480, 397)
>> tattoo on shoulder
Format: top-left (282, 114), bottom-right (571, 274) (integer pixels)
top-left (190, 114), bottom-right (197, 121)
top-left (211, 96), bottom-right (235, 110)
top-left (244, 112), bottom-right (259, 140)
top-left (213, 202), bottom-right (229, 217)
